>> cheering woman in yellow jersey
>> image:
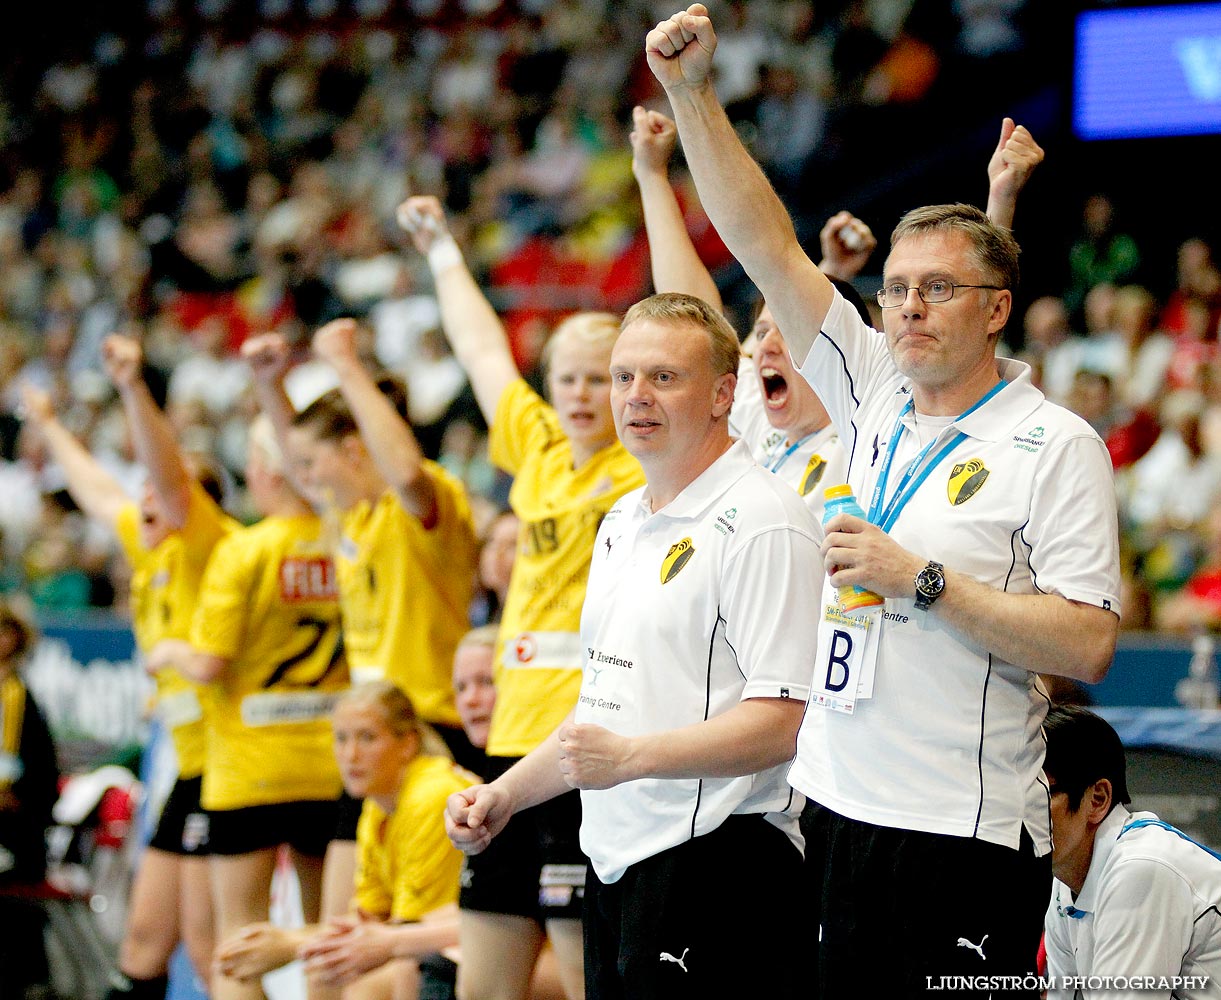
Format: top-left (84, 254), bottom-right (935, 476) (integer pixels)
top-left (398, 196), bottom-right (644, 1000)
top-left (20, 335), bottom-right (237, 1000)
top-left (151, 414), bottom-right (348, 1000)
top-left (243, 322), bottom-right (479, 929)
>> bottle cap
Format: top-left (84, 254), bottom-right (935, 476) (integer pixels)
top-left (824, 484), bottom-right (853, 500)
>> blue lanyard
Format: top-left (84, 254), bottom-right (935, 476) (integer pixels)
top-left (765, 430), bottom-right (818, 475)
top-left (867, 381), bottom-right (1006, 534)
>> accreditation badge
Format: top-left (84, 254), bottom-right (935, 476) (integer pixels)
top-left (811, 599), bottom-right (881, 715)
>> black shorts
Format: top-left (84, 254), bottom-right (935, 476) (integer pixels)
top-left (334, 791), bottom-right (363, 843)
top-left (458, 756), bottom-right (585, 922)
top-left (206, 799), bottom-right (339, 857)
top-left (583, 813), bottom-right (807, 1000)
top-left (801, 801), bottom-right (1051, 999)
top-left (148, 775), bottom-right (211, 856)
top-left (417, 953), bottom-right (458, 1000)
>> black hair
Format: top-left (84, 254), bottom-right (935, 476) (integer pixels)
top-left (1043, 705), bottom-right (1131, 814)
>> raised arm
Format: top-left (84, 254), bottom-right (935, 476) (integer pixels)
top-left (396, 197), bottom-right (519, 425)
top-left (240, 333), bottom-right (315, 499)
top-left (20, 384), bottom-right (129, 528)
top-left (630, 106), bottom-right (723, 311)
top-left (986, 117), bottom-right (1045, 231)
top-left (241, 333), bottom-right (298, 452)
top-left (646, 4), bottom-right (834, 361)
top-left (103, 334), bottom-right (192, 529)
top-left (312, 319), bottom-right (436, 521)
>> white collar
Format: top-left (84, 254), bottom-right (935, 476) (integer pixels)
top-left (637, 439), bottom-right (756, 521)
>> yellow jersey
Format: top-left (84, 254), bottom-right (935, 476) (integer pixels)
top-left (336, 463), bottom-right (475, 728)
top-left (115, 483), bottom-right (236, 778)
top-left (353, 754), bottom-right (475, 922)
top-left (189, 513), bottom-right (347, 811)
top-left (486, 379), bottom-right (644, 756)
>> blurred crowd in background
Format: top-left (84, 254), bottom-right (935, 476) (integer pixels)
top-left (0, 0), bottom-right (1218, 634)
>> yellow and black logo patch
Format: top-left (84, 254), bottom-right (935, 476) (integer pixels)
top-left (947, 459), bottom-right (990, 506)
top-left (661, 537), bottom-right (695, 584)
top-left (798, 454), bottom-right (828, 497)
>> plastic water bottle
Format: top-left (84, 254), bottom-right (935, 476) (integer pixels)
top-left (1176, 632), bottom-right (1220, 709)
top-left (822, 484), bottom-right (885, 615)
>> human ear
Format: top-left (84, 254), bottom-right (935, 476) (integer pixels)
top-left (1086, 778), bottom-right (1113, 824)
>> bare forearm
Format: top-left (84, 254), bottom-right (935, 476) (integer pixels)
top-left (635, 167), bottom-right (723, 311)
top-left (431, 262), bottom-right (519, 424)
top-left (38, 419), bottom-right (127, 527)
top-left (119, 381), bottom-right (191, 526)
top-left (628, 698), bottom-right (803, 779)
top-left (185, 651), bottom-right (228, 684)
top-left (253, 379), bottom-right (297, 451)
top-left (935, 569), bottom-right (1118, 683)
top-left (665, 84), bottom-right (832, 358)
top-left (330, 357), bottom-right (433, 518)
top-left (495, 722), bottom-right (572, 813)
top-left (387, 917), bottom-right (459, 961)
top-left (986, 189), bottom-right (1018, 230)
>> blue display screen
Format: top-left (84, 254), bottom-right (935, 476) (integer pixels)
top-left (1074, 3), bottom-right (1221, 139)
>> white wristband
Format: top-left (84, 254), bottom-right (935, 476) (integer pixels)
top-left (427, 234), bottom-right (464, 275)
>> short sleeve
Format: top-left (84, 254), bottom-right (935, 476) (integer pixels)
top-left (189, 532), bottom-right (254, 661)
top-left (1025, 434), bottom-right (1122, 614)
top-left (723, 519), bottom-right (824, 702)
top-left (179, 482), bottom-right (235, 569)
top-left (489, 379), bottom-right (563, 477)
top-left (392, 765), bottom-right (472, 921)
top-left (113, 503), bottom-right (145, 567)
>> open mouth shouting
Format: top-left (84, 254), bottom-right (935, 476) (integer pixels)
top-left (760, 366), bottom-right (790, 411)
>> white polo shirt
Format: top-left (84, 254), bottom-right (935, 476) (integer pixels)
top-left (730, 356), bottom-right (847, 523)
top-left (1045, 806), bottom-right (1221, 999)
top-left (575, 440), bottom-right (822, 884)
top-left (788, 290), bottom-right (1122, 854)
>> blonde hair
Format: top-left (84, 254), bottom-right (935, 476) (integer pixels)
top-left (334, 681), bottom-right (454, 758)
top-left (540, 312), bottom-right (621, 376)
top-left (335, 681), bottom-right (419, 738)
top-left (458, 624), bottom-right (499, 651)
top-left (621, 293), bottom-right (741, 378)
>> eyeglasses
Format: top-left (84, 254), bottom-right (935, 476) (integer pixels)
top-left (875, 279), bottom-right (1005, 309)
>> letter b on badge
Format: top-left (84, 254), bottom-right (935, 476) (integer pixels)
top-left (824, 629), bottom-right (853, 692)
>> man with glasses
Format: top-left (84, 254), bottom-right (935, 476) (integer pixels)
top-left (645, 5), bottom-right (1121, 996)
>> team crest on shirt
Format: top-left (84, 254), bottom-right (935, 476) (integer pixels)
top-left (799, 454), bottom-right (828, 496)
top-left (947, 459), bottom-right (990, 506)
top-left (660, 538), bottom-right (695, 583)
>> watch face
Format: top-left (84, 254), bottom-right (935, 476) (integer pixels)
top-left (916, 566), bottom-right (945, 598)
